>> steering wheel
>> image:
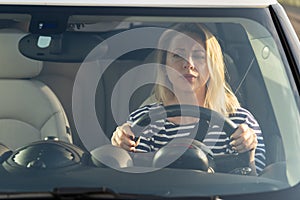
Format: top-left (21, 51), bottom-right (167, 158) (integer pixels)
top-left (130, 104), bottom-right (251, 174)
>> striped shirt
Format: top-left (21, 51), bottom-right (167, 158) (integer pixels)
top-left (127, 103), bottom-right (266, 173)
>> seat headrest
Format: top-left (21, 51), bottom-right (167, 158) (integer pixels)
top-left (0, 29), bottom-right (42, 78)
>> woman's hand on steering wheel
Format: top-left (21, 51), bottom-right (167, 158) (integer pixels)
top-left (111, 123), bottom-right (139, 152)
top-left (230, 123), bottom-right (258, 162)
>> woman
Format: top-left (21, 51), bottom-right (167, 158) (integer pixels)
top-left (111, 23), bottom-right (266, 174)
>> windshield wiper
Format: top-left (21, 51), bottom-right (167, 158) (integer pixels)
top-left (52, 187), bottom-right (119, 199)
top-left (52, 187), bottom-right (220, 199)
top-left (52, 187), bottom-right (166, 199)
top-left (0, 187), bottom-right (219, 199)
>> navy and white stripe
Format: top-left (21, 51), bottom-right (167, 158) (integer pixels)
top-left (127, 103), bottom-right (266, 173)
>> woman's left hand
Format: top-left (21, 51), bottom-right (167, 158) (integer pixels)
top-left (229, 123), bottom-right (258, 162)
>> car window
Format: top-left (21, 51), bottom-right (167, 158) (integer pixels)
top-left (0, 5), bottom-right (299, 199)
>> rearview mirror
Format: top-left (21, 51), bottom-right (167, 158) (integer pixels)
top-left (19, 32), bottom-right (107, 62)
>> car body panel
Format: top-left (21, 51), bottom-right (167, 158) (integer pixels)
top-left (0, 0), bottom-right (277, 7)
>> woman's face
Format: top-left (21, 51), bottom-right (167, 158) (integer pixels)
top-left (165, 33), bottom-right (209, 95)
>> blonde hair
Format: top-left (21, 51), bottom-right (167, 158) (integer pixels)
top-left (154, 23), bottom-right (240, 116)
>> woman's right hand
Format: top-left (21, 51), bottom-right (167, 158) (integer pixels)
top-left (111, 123), bottom-right (138, 152)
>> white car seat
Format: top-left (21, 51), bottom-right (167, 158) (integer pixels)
top-left (0, 29), bottom-right (72, 150)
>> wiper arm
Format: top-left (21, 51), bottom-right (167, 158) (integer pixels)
top-left (52, 187), bottom-right (161, 199)
top-left (52, 187), bottom-right (119, 199)
top-left (0, 187), bottom-right (120, 199)
top-left (0, 187), bottom-right (218, 199)
top-left (52, 187), bottom-right (220, 200)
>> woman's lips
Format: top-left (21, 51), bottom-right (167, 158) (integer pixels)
top-left (182, 74), bottom-right (197, 82)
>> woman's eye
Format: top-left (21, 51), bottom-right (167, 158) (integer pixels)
top-left (193, 54), bottom-right (205, 59)
top-left (173, 53), bottom-right (183, 58)
top-left (193, 55), bottom-right (206, 62)
top-left (172, 53), bottom-right (185, 61)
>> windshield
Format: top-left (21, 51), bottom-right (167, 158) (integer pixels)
top-left (0, 6), bottom-right (299, 198)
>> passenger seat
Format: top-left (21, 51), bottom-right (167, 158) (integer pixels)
top-left (0, 29), bottom-right (72, 150)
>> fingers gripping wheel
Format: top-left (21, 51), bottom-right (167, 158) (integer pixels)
top-left (131, 104), bottom-right (251, 173)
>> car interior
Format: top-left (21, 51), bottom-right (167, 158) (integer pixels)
top-left (0, 16), bottom-right (287, 178)
top-left (0, 28), bottom-right (72, 150)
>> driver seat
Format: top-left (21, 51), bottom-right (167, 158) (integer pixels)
top-left (0, 29), bottom-right (72, 150)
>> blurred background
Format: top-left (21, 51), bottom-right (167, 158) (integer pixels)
top-left (279, 0), bottom-right (300, 39)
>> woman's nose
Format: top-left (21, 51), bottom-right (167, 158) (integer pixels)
top-left (183, 57), bottom-right (195, 70)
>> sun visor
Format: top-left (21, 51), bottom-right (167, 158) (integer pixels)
top-left (18, 32), bottom-right (108, 63)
